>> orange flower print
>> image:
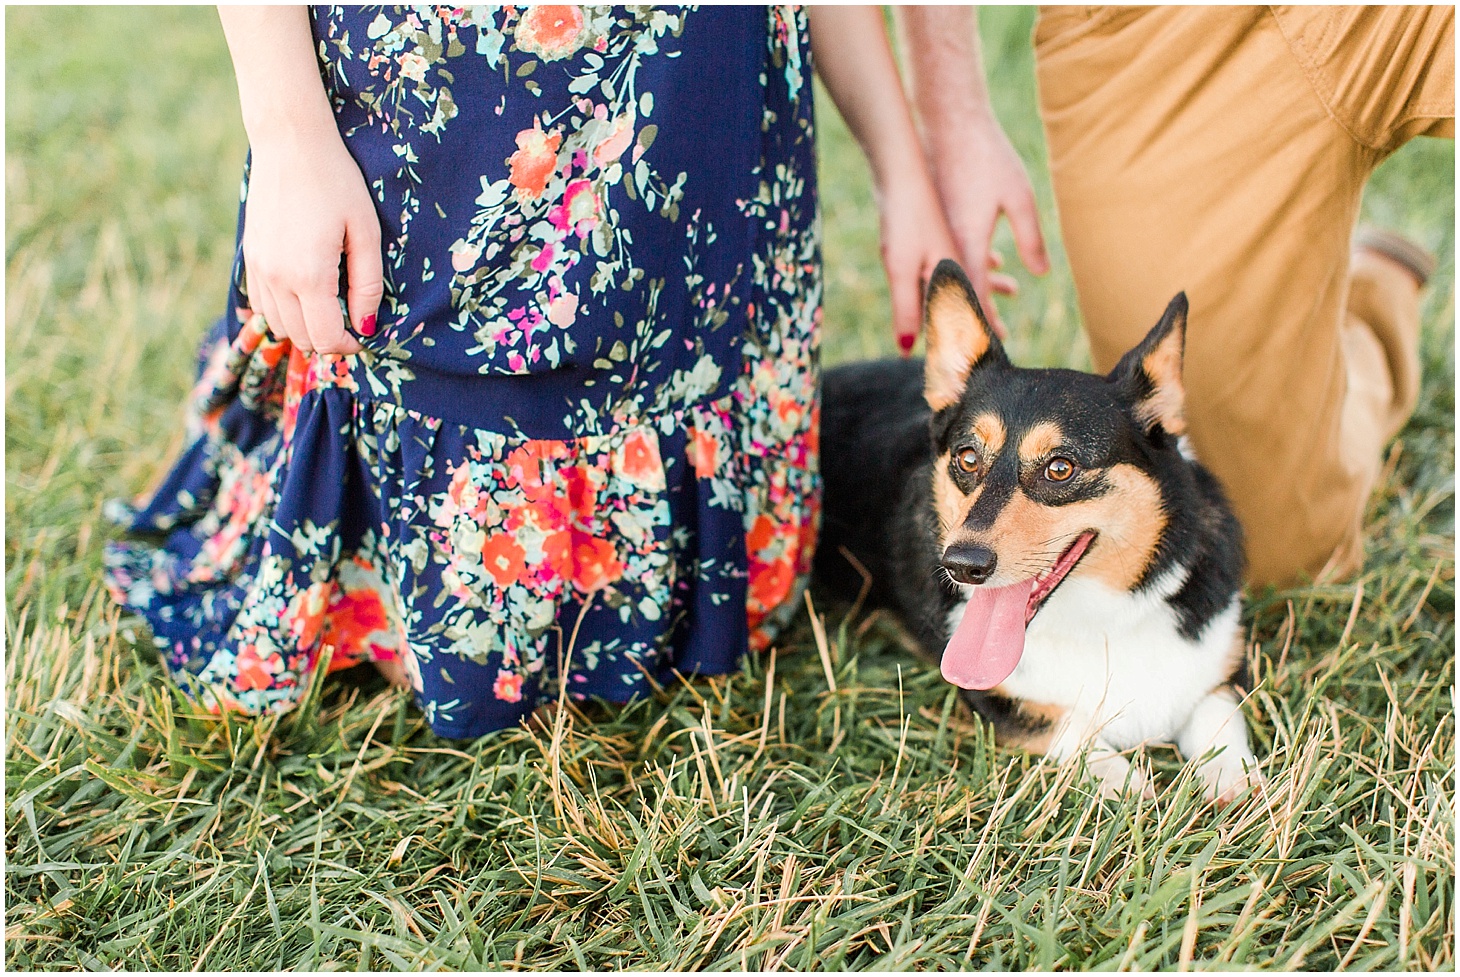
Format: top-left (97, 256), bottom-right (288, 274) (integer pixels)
top-left (281, 345), bottom-right (311, 444)
top-left (481, 532), bottom-right (528, 588)
top-left (616, 428), bottom-right (664, 491)
top-left (507, 126), bottom-right (562, 199)
top-left (749, 555), bottom-right (794, 614)
top-left (493, 668), bottom-right (525, 703)
top-left (572, 535), bottom-right (623, 592)
top-left (688, 427), bottom-right (720, 479)
top-left (234, 642), bottom-right (278, 693)
top-left (745, 513), bottom-right (778, 558)
top-left (541, 528), bottom-right (575, 579)
top-left (506, 440), bottom-right (571, 501)
top-left (321, 585), bottom-right (390, 660)
top-left (515, 5), bottom-right (585, 62)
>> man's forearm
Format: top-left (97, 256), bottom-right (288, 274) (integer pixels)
top-left (893, 6), bottom-right (998, 138)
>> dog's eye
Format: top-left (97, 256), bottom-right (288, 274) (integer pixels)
top-left (956, 448), bottom-right (981, 476)
top-left (1045, 457), bottom-right (1076, 482)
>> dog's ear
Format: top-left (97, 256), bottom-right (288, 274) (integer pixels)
top-left (1109, 292), bottom-right (1188, 437)
top-left (923, 259), bottom-right (1006, 411)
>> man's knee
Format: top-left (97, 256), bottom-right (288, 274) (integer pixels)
top-left (1202, 437), bottom-right (1369, 590)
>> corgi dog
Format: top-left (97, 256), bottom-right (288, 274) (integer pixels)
top-left (816, 260), bottom-right (1261, 802)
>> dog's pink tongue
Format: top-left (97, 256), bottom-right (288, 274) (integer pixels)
top-left (941, 579), bottom-right (1034, 690)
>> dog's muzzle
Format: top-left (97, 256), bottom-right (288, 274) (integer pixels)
top-left (942, 543), bottom-right (997, 586)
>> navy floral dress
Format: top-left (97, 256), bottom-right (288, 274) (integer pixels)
top-left (103, 5), bottom-right (821, 738)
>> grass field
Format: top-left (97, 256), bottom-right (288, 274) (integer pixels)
top-left (6, 7), bottom-right (1454, 970)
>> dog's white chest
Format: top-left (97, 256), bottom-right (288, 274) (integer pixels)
top-left (947, 573), bottom-right (1240, 750)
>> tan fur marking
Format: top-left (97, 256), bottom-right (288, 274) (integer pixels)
top-left (1223, 635), bottom-right (1247, 685)
top-left (1007, 699), bottom-right (1066, 754)
top-left (971, 414), bottom-right (1007, 458)
top-left (1018, 422), bottom-right (1065, 463)
top-left (1067, 466), bottom-right (1168, 590)
top-left (1137, 331), bottom-right (1186, 435)
top-left (924, 279), bottom-right (991, 411)
top-left (931, 458), bottom-right (984, 536)
top-left (940, 464), bottom-right (1167, 592)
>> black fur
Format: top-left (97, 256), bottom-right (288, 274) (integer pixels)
top-left (817, 357), bottom-right (960, 653)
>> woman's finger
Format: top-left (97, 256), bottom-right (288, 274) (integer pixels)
top-left (270, 287), bottom-right (313, 354)
top-left (343, 209), bottom-right (384, 340)
top-left (886, 248), bottom-right (922, 356)
top-left (300, 278), bottom-right (361, 355)
top-left (249, 276), bottom-right (287, 346)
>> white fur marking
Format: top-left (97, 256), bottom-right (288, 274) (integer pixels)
top-left (945, 564), bottom-right (1246, 762)
top-left (1178, 687), bottom-right (1262, 803)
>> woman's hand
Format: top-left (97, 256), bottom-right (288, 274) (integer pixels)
top-left (810, 6), bottom-right (957, 355)
top-left (241, 135), bottom-right (381, 355)
top-left (874, 164), bottom-right (961, 356)
top-left (218, 5), bottom-right (382, 355)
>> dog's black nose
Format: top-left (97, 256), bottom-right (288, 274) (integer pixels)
top-left (942, 543), bottom-right (997, 585)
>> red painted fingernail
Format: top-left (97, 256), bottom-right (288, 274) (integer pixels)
top-left (898, 333), bottom-right (915, 355)
top-left (359, 314), bottom-right (376, 337)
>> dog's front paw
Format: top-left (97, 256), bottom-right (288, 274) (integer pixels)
top-left (1087, 750), bottom-right (1154, 801)
top-left (1197, 751), bottom-right (1263, 806)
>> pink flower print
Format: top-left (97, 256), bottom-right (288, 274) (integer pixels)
top-left (546, 293), bottom-right (578, 327)
top-left (450, 239), bottom-right (482, 272)
top-left (507, 351), bottom-right (527, 372)
top-left (445, 461), bottom-right (472, 515)
top-left (548, 179), bottom-right (599, 239)
top-left (399, 51), bottom-right (429, 83)
top-left (493, 669), bottom-right (524, 703)
top-left (593, 115), bottom-right (635, 169)
top-left (531, 242), bottom-right (559, 274)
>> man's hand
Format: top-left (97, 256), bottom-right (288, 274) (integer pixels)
top-left (894, 6), bottom-right (1048, 337)
top-left (925, 112), bottom-right (1047, 338)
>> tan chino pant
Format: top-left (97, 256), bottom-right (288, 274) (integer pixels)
top-left (1033, 5), bottom-right (1454, 588)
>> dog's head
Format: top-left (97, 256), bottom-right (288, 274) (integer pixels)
top-left (921, 259), bottom-right (1192, 689)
